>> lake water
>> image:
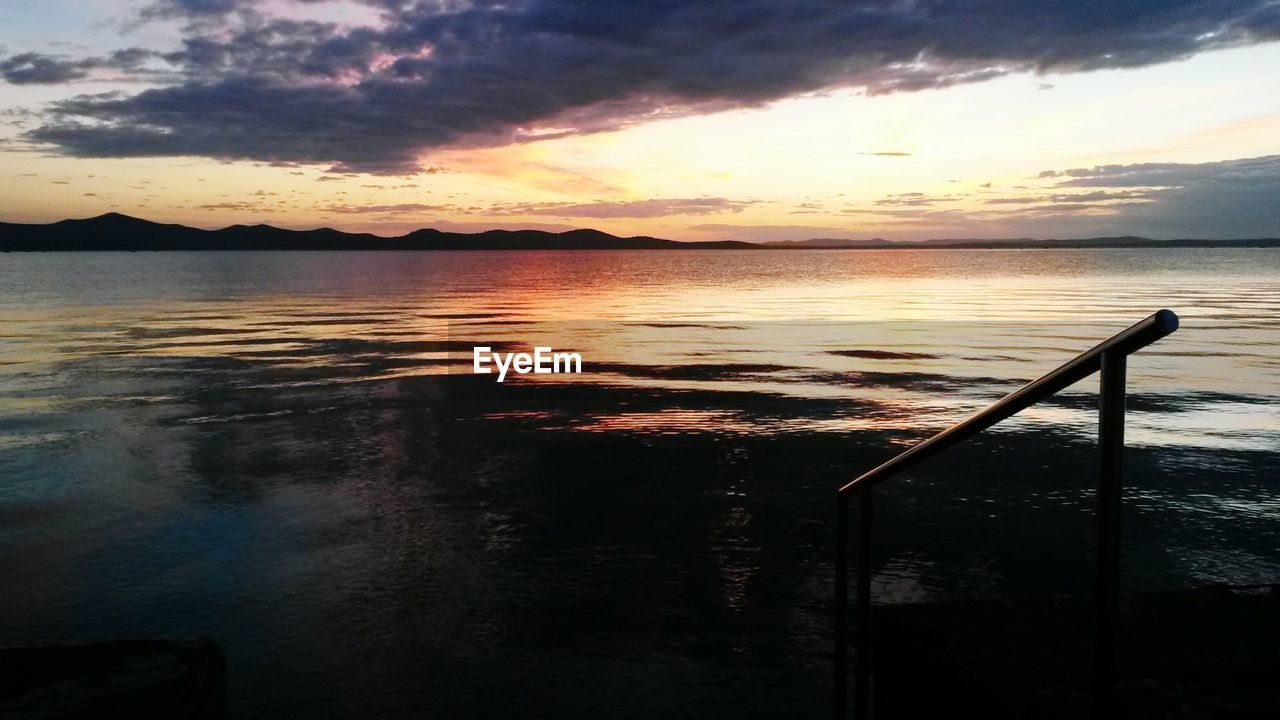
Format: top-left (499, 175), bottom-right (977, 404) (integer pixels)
top-left (1, 249), bottom-right (1277, 718)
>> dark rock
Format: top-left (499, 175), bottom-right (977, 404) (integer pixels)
top-left (1, 638), bottom-right (225, 720)
top-left (867, 585), bottom-right (1280, 719)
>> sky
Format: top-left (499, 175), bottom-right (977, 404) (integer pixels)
top-left (0, 0), bottom-right (1278, 241)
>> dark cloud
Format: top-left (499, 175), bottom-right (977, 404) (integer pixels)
top-left (955, 155), bottom-right (1280, 237)
top-left (144, 0), bottom-right (399, 18)
top-left (14, 1), bottom-right (1280, 172)
top-left (143, 0), bottom-right (237, 17)
top-left (1047, 155), bottom-right (1280, 189)
top-left (1039, 155), bottom-right (1280, 236)
top-left (985, 190), bottom-right (1154, 204)
top-left (1048, 190), bottom-right (1153, 202)
top-left (698, 155), bottom-right (1280, 238)
top-left (0, 49), bottom-right (156, 85)
top-left (0, 53), bottom-right (93, 84)
top-left (155, 0), bottom-right (240, 15)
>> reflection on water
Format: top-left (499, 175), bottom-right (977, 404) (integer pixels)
top-left (1, 249), bottom-right (1278, 718)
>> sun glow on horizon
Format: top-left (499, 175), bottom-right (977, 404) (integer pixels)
top-left (1, 14), bottom-right (1278, 243)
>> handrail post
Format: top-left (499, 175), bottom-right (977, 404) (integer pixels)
top-left (835, 493), bottom-right (849, 717)
top-left (854, 487), bottom-right (873, 719)
top-left (1093, 351), bottom-right (1126, 717)
top-left (833, 312), bottom-right (1175, 718)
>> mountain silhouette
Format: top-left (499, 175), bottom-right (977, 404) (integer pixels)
top-left (1, 213), bottom-right (1276, 250)
top-left (0, 213), bottom-right (755, 251)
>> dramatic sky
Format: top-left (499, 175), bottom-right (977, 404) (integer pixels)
top-left (1, 0), bottom-right (1278, 241)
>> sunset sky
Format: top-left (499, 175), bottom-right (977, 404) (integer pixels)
top-left (1, 0), bottom-right (1278, 241)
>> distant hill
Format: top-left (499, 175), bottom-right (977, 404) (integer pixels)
top-left (0, 213), bottom-right (755, 251)
top-left (763, 236), bottom-right (1280, 249)
top-left (915, 236), bottom-right (1280, 249)
top-left (761, 238), bottom-right (892, 247)
top-left (0, 213), bottom-right (1276, 250)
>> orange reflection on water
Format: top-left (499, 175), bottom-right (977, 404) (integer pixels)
top-left (1, 249), bottom-right (1277, 448)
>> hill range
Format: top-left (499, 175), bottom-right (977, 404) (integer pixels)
top-left (1, 213), bottom-right (1276, 251)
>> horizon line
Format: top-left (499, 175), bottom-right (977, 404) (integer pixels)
top-left (4, 212), bottom-right (1280, 248)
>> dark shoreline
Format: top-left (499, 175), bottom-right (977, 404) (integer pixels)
top-left (2, 213), bottom-right (1277, 251)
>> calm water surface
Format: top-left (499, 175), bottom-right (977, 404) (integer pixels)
top-left (1, 249), bottom-right (1277, 718)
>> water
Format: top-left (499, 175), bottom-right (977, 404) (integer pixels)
top-left (1, 249), bottom-right (1277, 718)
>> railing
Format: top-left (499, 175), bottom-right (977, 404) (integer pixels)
top-left (833, 309), bottom-right (1179, 719)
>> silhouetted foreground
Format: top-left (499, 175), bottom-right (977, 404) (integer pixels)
top-left (4, 586), bottom-right (1273, 719)
top-left (2, 251), bottom-right (1275, 718)
top-left (1, 638), bottom-right (225, 719)
top-left (0, 213), bottom-right (753, 251)
top-left (871, 584), bottom-right (1280, 719)
top-left (1, 213), bottom-right (1277, 250)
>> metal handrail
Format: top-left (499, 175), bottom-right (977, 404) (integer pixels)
top-left (834, 309), bottom-right (1179, 719)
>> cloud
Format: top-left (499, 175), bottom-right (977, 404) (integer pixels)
top-left (490, 197), bottom-right (756, 218)
top-left (902, 154), bottom-right (1280, 237)
top-left (320, 218), bottom-right (580, 236)
top-left (0, 49), bottom-right (155, 85)
top-left (699, 155), bottom-right (1280, 239)
top-left (145, 0), bottom-right (242, 17)
top-left (324, 202), bottom-right (454, 214)
top-left (1048, 190), bottom-right (1153, 202)
top-left (423, 219), bottom-right (578, 234)
top-left (142, 0), bottom-right (399, 19)
top-left (877, 192), bottom-right (929, 206)
top-left (689, 223), bottom-right (869, 242)
top-left (984, 196), bottom-right (1042, 205)
top-left (197, 200), bottom-right (278, 212)
top-left (1035, 154), bottom-right (1280, 236)
top-left (0, 53), bottom-right (93, 84)
top-left (12, 0), bottom-right (1280, 172)
top-left (985, 190), bottom-right (1153, 204)
top-left (875, 192), bottom-right (956, 207)
top-left (1045, 155), bottom-right (1280, 189)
